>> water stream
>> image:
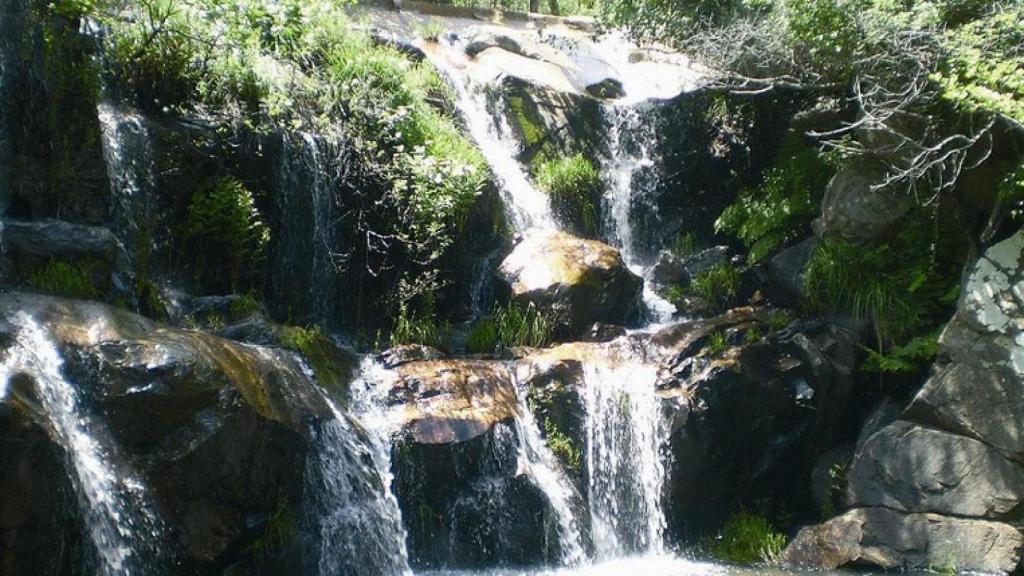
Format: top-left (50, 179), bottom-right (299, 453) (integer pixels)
top-left (0, 315), bottom-right (167, 575)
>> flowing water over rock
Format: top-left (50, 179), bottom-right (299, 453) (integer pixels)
top-left (511, 379), bottom-right (587, 565)
top-left (301, 387), bottom-right (413, 576)
top-left (582, 353), bottom-right (668, 557)
top-left (0, 0), bottom-right (14, 214)
top-left (0, 315), bottom-right (168, 575)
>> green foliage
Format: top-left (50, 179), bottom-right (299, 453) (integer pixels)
top-left (707, 510), bottom-right (786, 564)
top-left (229, 292), bottom-right (264, 319)
top-left (670, 231), bottom-right (699, 256)
top-left (390, 307), bottom-right (452, 350)
top-left (245, 495), bottom-right (297, 558)
top-left (465, 319), bottom-right (499, 354)
top-left (279, 324), bottom-right (353, 390)
top-left (690, 264), bottom-right (742, 308)
top-left (493, 301), bottom-right (556, 349)
top-left (768, 309), bottom-right (792, 331)
top-left (705, 331), bottom-right (729, 355)
top-left (716, 135), bottom-right (834, 262)
top-left (862, 333), bottom-right (940, 374)
top-left (182, 177), bottom-right (269, 291)
top-left (543, 419), bottom-right (582, 472)
top-left (999, 163), bottom-right (1024, 221)
top-left (536, 155), bottom-right (602, 236)
top-left (932, 6), bottom-right (1024, 126)
top-left (27, 260), bottom-right (101, 300)
top-left (782, 0), bottom-right (861, 78)
top-left (745, 326), bottom-right (763, 343)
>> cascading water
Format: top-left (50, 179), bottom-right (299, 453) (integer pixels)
top-left (272, 132), bottom-right (343, 327)
top-left (0, 314), bottom-right (168, 575)
top-left (511, 378), bottom-right (587, 566)
top-left (426, 44), bottom-right (555, 232)
top-left (301, 378), bottom-right (413, 576)
top-left (600, 104), bottom-right (676, 324)
top-left (582, 355), bottom-right (668, 558)
top-left (0, 0), bottom-right (13, 215)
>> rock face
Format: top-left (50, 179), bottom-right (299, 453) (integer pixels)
top-left (785, 230), bottom-right (1024, 573)
top-left (782, 508), bottom-right (1024, 574)
top-left (0, 293), bottom-right (374, 575)
top-left (499, 230), bottom-right (643, 337)
top-left (813, 157), bottom-right (911, 241)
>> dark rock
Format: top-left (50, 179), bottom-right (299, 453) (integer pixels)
top-left (767, 237), bottom-right (818, 307)
top-left (846, 421), bottom-right (1024, 518)
top-left (379, 344), bottom-right (444, 368)
top-left (585, 78), bottom-right (625, 100)
top-left (580, 323), bottom-right (627, 342)
top-left (0, 218), bottom-right (121, 257)
top-left (809, 444), bottom-right (853, 516)
top-left (498, 230), bottom-right (643, 338)
top-left (782, 507), bottom-right (1023, 573)
top-left (652, 246), bottom-right (728, 285)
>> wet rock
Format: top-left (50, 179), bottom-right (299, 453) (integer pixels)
top-left (498, 230), bottom-right (643, 337)
top-left (464, 30), bottom-right (531, 58)
top-left (0, 293), bottom-right (340, 571)
top-left (846, 421), bottom-right (1024, 518)
top-left (389, 359), bottom-right (519, 444)
top-left (580, 322), bottom-right (627, 342)
top-left (0, 218), bottom-right (121, 258)
top-left (585, 78), bottom-right (625, 99)
top-left (379, 344), bottom-right (444, 368)
top-left (809, 444), bottom-right (853, 516)
top-left (782, 507), bottom-right (1023, 574)
top-left (813, 157), bottom-right (911, 241)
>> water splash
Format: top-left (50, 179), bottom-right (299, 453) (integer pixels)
top-left (511, 374), bottom-right (587, 566)
top-left (302, 356), bottom-right (412, 576)
top-left (0, 314), bottom-right (167, 575)
top-left (582, 355), bottom-right (667, 557)
top-left (600, 104), bottom-right (675, 325)
top-left (426, 43), bottom-right (556, 232)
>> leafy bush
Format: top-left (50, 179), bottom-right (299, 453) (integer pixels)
top-left (536, 155), bottom-right (602, 237)
top-left (707, 510), bottom-right (786, 564)
top-left (390, 307), bottom-right (453, 350)
top-left (465, 318), bottom-right (499, 354)
top-left (716, 135), bottom-right (834, 262)
top-left (493, 301), bottom-right (556, 348)
top-left (690, 263), bottom-right (742, 308)
top-left (862, 333), bottom-right (940, 374)
top-left (182, 177), bottom-right (269, 291)
top-left (27, 260), bottom-right (101, 300)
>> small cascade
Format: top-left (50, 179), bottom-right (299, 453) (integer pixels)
top-left (426, 44), bottom-right (556, 232)
top-left (301, 383), bottom-right (412, 576)
top-left (0, 315), bottom-right (168, 575)
top-left (582, 355), bottom-right (668, 557)
top-left (97, 98), bottom-right (160, 289)
top-left (272, 132), bottom-right (342, 327)
top-left (601, 104), bottom-right (676, 324)
top-left (511, 377), bottom-right (587, 566)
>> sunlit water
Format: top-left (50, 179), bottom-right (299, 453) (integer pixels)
top-left (417, 555), bottom-right (826, 576)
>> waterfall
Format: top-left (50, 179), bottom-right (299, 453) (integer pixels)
top-left (0, 0), bottom-right (14, 215)
top-left (511, 378), bottom-right (587, 566)
top-left (302, 356), bottom-right (412, 576)
top-left (0, 314), bottom-right (168, 575)
top-left (427, 45), bottom-right (556, 232)
top-left (272, 132), bottom-right (342, 327)
top-left (600, 104), bottom-right (676, 324)
top-left (97, 99), bottom-right (160, 290)
top-left (582, 356), bottom-right (668, 557)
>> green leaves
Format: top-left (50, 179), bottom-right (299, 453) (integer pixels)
top-left (536, 154), bottom-right (602, 237)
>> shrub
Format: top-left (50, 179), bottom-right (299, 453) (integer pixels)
top-left (465, 318), bottom-right (499, 354)
top-left (27, 260), bottom-right (101, 300)
top-left (493, 301), bottom-right (555, 348)
top-left (707, 510), bottom-right (786, 564)
top-left (390, 307), bottom-right (452, 350)
top-left (182, 177), bottom-right (269, 291)
top-left (690, 263), bottom-right (742, 308)
top-left (536, 155), bottom-right (602, 237)
top-left (715, 135), bottom-right (834, 263)
top-left (543, 419), bottom-right (582, 472)
top-left (705, 331), bottom-right (729, 355)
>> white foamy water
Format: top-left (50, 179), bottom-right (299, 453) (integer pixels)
top-left (0, 314), bottom-right (164, 575)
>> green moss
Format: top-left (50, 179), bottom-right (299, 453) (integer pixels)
top-left (27, 259), bottom-right (102, 300)
top-left (707, 510), bottom-right (786, 564)
top-left (465, 318), bottom-right (499, 354)
top-left (705, 331), bottom-right (729, 355)
top-left (229, 292), bottom-right (264, 319)
top-left (536, 154), bottom-right (602, 236)
top-left (279, 324), bottom-right (352, 392)
top-left (245, 494), bottom-right (297, 558)
top-left (543, 418), bottom-right (582, 473)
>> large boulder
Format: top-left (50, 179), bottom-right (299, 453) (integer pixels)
top-left (499, 230), bottom-right (643, 337)
top-left (906, 230), bottom-right (1024, 456)
top-left (846, 421), bottom-right (1024, 518)
top-left (0, 293), bottom-right (384, 575)
top-left (813, 157), bottom-right (912, 241)
top-left (782, 507), bottom-right (1023, 573)
top-left (0, 218), bottom-right (121, 258)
